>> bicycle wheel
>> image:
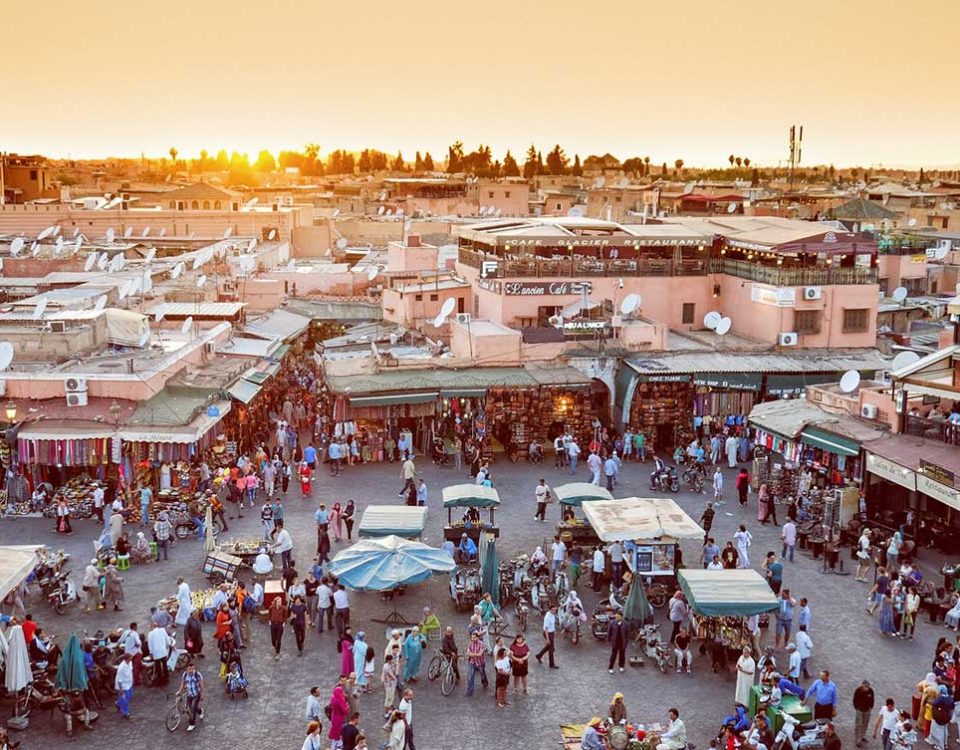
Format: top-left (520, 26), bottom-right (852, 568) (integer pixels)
top-left (648, 588), bottom-right (668, 608)
top-left (142, 666), bottom-right (157, 688)
top-left (15, 689), bottom-right (33, 718)
top-left (165, 704), bottom-right (182, 732)
top-left (441, 663), bottom-right (456, 696)
top-left (427, 654), bottom-right (442, 681)
top-left (176, 652), bottom-right (189, 671)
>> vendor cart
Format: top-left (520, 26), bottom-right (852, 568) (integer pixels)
top-left (442, 484), bottom-right (500, 544)
top-left (553, 483), bottom-right (612, 546)
top-left (216, 538), bottom-right (272, 568)
top-left (202, 550), bottom-right (243, 584)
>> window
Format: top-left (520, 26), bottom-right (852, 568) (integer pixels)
top-left (214, 200), bottom-right (222, 210)
top-left (505, 191), bottom-right (511, 198)
top-left (681, 303), bottom-right (695, 324)
top-left (203, 200), bottom-right (210, 209)
top-left (415, 294), bottom-right (423, 301)
top-left (30, 170), bottom-right (38, 181)
top-left (795, 310), bottom-right (821, 335)
top-left (556, 203), bottom-right (562, 210)
top-left (429, 294), bottom-right (439, 301)
top-left (842, 308), bottom-right (869, 333)
top-left (169, 201), bottom-right (176, 209)
top-left (191, 200), bottom-right (199, 209)
top-left (488, 192), bottom-right (494, 199)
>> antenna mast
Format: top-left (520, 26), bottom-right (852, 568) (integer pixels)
top-left (788, 124), bottom-right (804, 192)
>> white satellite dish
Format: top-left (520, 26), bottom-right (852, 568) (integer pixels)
top-left (247, 238), bottom-right (258, 252)
top-left (141, 273), bottom-right (153, 293)
top-left (0, 342), bottom-right (14, 371)
top-left (196, 274), bottom-right (207, 288)
top-left (93, 295), bottom-right (107, 312)
top-left (123, 226), bottom-right (133, 238)
top-left (703, 311), bottom-right (723, 330)
top-left (891, 351), bottom-right (921, 371)
top-left (478, 207), bottom-right (487, 216)
top-left (934, 245), bottom-right (949, 261)
top-left (145, 248), bottom-right (156, 263)
top-left (129, 276), bottom-right (142, 295)
top-left (105, 228), bottom-right (115, 244)
top-left (0, 258), bottom-right (3, 271)
top-left (118, 280), bottom-right (132, 300)
top-left (192, 254), bottom-right (204, 271)
top-left (432, 312), bottom-right (446, 328)
top-left (154, 310), bottom-right (165, 323)
top-left (439, 297), bottom-right (456, 318)
top-left (72, 227), bottom-right (80, 238)
top-left (286, 260), bottom-right (296, 272)
top-left (97, 253), bottom-right (109, 270)
top-left (142, 227), bottom-right (151, 237)
top-left (73, 237), bottom-right (82, 253)
top-left (37, 226), bottom-right (55, 240)
top-left (727, 202), bottom-right (737, 214)
top-left (839, 369), bottom-right (861, 393)
top-left (181, 316), bottom-right (194, 334)
top-left (222, 227), bottom-right (233, 239)
top-left (244, 198), bottom-right (259, 208)
top-left (336, 237), bottom-right (348, 250)
top-left (620, 294), bottom-right (641, 316)
top-left (907, 217), bottom-right (917, 227)
top-left (10, 237), bottom-right (24, 256)
top-left (377, 206), bottom-right (385, 216)
top-left (171, 262), bottom-right (184, 279)
top-left (892, 286), bottom-right (908, 303)
top-left (32, 299), bottom-right (47, 320)
top-left (159, 228), bottom-right (167, 237)
top-left (268, 229), bottom-right (277, 240)
top-left (31, 242), bottom-right (41, 257)
top-left (83, 253), bottom-right (96, 272)
top-left (366, 266), bottom-right (379, 282)
top-left (567, 206), bottom-right (584, 218)
top-left (715, 316), bottom-right (732, 335)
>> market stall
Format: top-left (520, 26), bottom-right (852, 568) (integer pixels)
top-left (553, 483), bottom-right (613, 546)
top-left (442, 484), bottom-right (500, 543)
top-left (0, 545), bottom-right (43, 602)
top-left (358, 506), bottom-right (429, 540)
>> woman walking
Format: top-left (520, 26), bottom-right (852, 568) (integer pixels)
top-left (401, 626), bottom-right (425, 683)
top-left (509, 634), bottom-right (530, 694)
top-left (734, 525), bottom-right (753, 569)
top-left (734, 645), bottom-right (755, 706)
top-left (185, 609), bottom-right (204, 658)
top-left (339, 626), bottom-right (355, 677)
top-left (353, 632), bottom-right (370, 691)
top-left (342, 499), bottom-right (355, 541)
top-left (103, 559), bottom-right (124, 611)
top-left (289, 594), bottom-right (308, 656)
top-left (268, 595), bottom-right (287, 660)
top-left (330, 502), bottom-right (343, 542)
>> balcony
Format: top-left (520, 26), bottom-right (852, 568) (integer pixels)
top-left (709, 258), bottom-right (878, 286)
top-left (457, 248), bottom-right (707, 278)
top-left (905, 415), bottom-right (960, 446)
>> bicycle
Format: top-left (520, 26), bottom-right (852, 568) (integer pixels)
top-left (426, 651), bottom-right (458, 697)
top-left (165, 692), bottom-right (203, 732)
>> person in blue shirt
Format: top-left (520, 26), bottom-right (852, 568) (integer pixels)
top-left (270, 497), bottom-right (284, 526)
top-left (804, 670), bottom-right (838, 719)
top-left (456, 533), bottom-right (478, 563)
top-left (416, 480), bottom-right (428, 507)
top-left (721, 703), bottom-right (751, 732)
top-left (303, 443), bottom-right (317, 471)
top-left (328, 441), bottom-right (341, 476)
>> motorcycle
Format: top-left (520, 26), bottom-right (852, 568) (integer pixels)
top-left (590, 591), bottom-right (624, 640)
top-left (514, 595), bottom-right (529, 632)
top-left (450, 567), bottom-right (482, 612)
top-left (174, 518), bottom-right (221, 541)
top-left (650, 466), bottom-right (680, 493)
top-left (635, 623), bottom-right (670, 673)
top-left (558, 599), bottom-right (586, 644)
top-left (772, 713), bottom-right (829, 750)
top-left (554, 569), bottom-right (570, 600)
top-left (530, 575), bottom-right (555, 615)
top-left (47, 571), bottom-right (79, 615)
top-left (32, 551), bottom-right (72, 596)
top-left (682, 465), bottom-right (706, 493)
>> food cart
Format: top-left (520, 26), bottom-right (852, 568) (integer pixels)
top-left (358, 506), bottom-right (429, 540)
top-left (582, 497), bottom-right (705, 607)
top-left (553, 483), bottom-right (613, 546)
top-left (442, 484), bottom-right (500, 544)
top-left (202, 550), bottom-right (243, 584)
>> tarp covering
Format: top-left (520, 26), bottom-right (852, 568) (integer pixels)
top-left (623, 579), bottom-right (653, 626)
top-left (4, 625), bottom-right (31, 694)
top-left (553, 483), bottom-right (614, 507)
top-left (442, 484), bottom-right (501, 508)
top-left (480, 534), bottom-right (500, 607)
top-left (358, 506), bottom-right (428, 538)
top-left (55, 634), bottom-right (88, 692)
top-left (581, 497), bottom-right (704, 542)
top-left (120, 400), bottom-right (231, 443)
top-left (0, 546), bottom-right (41, 603)
top-left (105, 308), bottom-right (150, 348)
top-left (227, 378), bottom-right (263, 404)
top-left (327, 535), bottom-right (455, 591)
top-left (800, 426), bottom-right (860, 457)
top-left (677, 569), bottom-right (780, 617)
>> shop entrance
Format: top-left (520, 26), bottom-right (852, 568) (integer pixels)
top-left (590, 378), bottom-right (611, 425)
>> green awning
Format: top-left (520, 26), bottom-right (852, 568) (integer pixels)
top-left (272, 344), bottom-right (291, 360)
top-left (678, 569), bottom-right (780, 617)
top-left (553, 483), bottom-right (614, 506)
top-left (442, 484), bottom-right (501, 508)
top-left (349, 392), bottom-right (438, 407)
top-left (440, 388), bottom-right (487, 398)
top-left (693, 372), bottom-right (762, 391)
top-left (800, 426), bottom-right (860, 457)
top-left (358, 505), bottom-right (428, 539)
top-left (227, 379), bottom-right (263, 404)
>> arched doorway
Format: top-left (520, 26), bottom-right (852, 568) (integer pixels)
top-left (590, 378), bottom-right (611, 427)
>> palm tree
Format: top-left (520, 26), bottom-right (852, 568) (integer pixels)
top-left (644, 156), bottom-right (651, 176)
top-left (735, 157), bottom-right (742, 169)
top-left (729, 154), bottom-right (735, 168)
top-left (674, 159), bottom-right (684, 176)
top-left (743, 158), bottom-right (751, 168)
top-left (169, 147), bottom-right (178, 165)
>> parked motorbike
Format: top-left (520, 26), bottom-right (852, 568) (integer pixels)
top-left (33, 551), bottom-right (72, 596)
top-left (141, 649), bottom-right (189, 687)
top-left (650, 466), bottom-right (680, 493)
top-left (174, 518), bottom-right (221, 541)
top-left (635, 623), bottom-right (670, 672)
top-left (530, 575), bottom-right (555, 615)
top-left (47, 571), bottom-right (79, 615)
top-left (772, 713), bottom-right (829, 750)
top-left (682, 466), bottom-right (706, 493)
top-left (554, 570), bottom-right (570, 600)
top-left (590, 591), bottom-right (624, 640)
top-left (558, 597), bottom-right (586, 644)
top-left (514, 595), bottom-right (529, 632)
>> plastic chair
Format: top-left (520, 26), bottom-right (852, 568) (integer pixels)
top-left (116, 555), bottom-right (131, 571)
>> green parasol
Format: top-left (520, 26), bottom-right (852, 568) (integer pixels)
top-left (622, 579), bottom-right (653, 627)
top-left (479, 533), bottom-right (500, 607)
top-left (55, 633), bottom-right (88, 693)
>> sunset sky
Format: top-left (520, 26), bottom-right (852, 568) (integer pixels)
top-left (2, 0), bottom-right (958, 167)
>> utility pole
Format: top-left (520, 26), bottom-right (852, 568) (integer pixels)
top-left (788, 125), bottom-right (803, 192)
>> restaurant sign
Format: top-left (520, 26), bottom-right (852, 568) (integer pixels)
top-left (920, 459), bottom-right (955, 488)
top-left (751, 283), bottom-right (797, 308)
top-left (918, 474), bottom-right (960, 511)
top-left (503, 281), bottom-right (592, 296)
top-left (866, 453), bottom-right (916, 491)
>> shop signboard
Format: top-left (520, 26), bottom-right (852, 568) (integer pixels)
top-left (502, 281), bottom-right (592, 296)
top-left (636, 373), bottom-right (691, 384)
top-left (750, 283), bottom-right (797, 308)
top-left (693, 372), bottom-right (762, 391)
top-left (918, 474), bottom-right (960, 512)
top-left (920, 459), bottom-right (955, 488)
top-left (866, 453), bottom-right (916, 491)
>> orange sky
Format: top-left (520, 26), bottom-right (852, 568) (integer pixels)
top-left (2, 0), bottom-right (958, 168)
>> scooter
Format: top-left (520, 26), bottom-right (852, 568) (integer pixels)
top-left (772, 713), bottom-right (829, 750)
top-left (635, 624), bottom-right (670, 673)
top-left (47, 571), bottom-right (79, 615)
top-left (515, 595), bottom-right (529, 632)
top-left (590, 591), bottom-right (624, 640)
top-left (650, 466), bottom-right (680, 493)
top-left (558, 601), bottom-right (585, 644)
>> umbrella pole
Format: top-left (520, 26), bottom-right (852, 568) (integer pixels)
top-left (372, 609), bottom-right (412, 626)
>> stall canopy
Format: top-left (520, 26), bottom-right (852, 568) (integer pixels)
top-left (553, 483), bottom-right (613, 507)
top-left (358, 506), bottom-right (429, 539)
top-left (442, 484), bottom-right (501, 508)
top-left (580, 497), bottom-right (704, 542)
top-left (326, 535), bottom-right (455, 591)
top-left (677, 569), bottom-right (780, 617)
top-left (800, 426), bottom-right (860, 457)
top-left (0, 546), bottom-right (40, 602)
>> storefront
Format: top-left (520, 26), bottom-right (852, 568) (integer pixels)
top-left (623, 372), bottom-right (695, 455)
top-left (692, 373), bottom-right (761, 434)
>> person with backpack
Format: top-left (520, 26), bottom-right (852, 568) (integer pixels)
top-left (929, 686), bottom-right (954, 750)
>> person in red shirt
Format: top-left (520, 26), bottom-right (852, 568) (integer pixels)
top-left (22, 614), bottom-right (37, 643)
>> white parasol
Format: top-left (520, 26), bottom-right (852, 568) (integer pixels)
top-left (203, 505), bottom-right (216, 551)
top-left (4, 624), bottom-right (32, 693)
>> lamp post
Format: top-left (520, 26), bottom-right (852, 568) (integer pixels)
top-left (109, 399), bottom-right (121, 426)
top-left (5, 401), bottom-right (16, 423)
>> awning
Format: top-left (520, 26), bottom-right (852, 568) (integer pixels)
top-left (442, 484), bottom-right (501, 508)
top-left (440, 388), bottom-right (487, 398)
top-left (764, 373), bottom-right (838, 397)
top-left (227, 379), bottom-right (263, 405)
top-left (693, 372), bottom-right (762, 392)
top-left (244, 362), bottom-right (281, 385)
top-left (0, 546), bottom-right (42, 602)
top-left (120, 400), bottom-right (231, 444)
top-left (17, 421), bottom-right (114, 441)
top-left (349, 392), bottom-right (438, 407)
top-left (553, 483), bottom-right (614, 507)
top-left (678, 569), bottom-right (780, 617)
top-left (580, 497), bottom-right (704, 542)
top-left (358, 506), bottom-right (428, 539)
top-left (801, 426), bottom-right (860, 457)
top-left (244, 309), bottom-right (311, 341)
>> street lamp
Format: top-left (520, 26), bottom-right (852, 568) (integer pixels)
top-left (109, 400), bottom-right (122, 426)
top-left (5, 401), bottom-right (16, 422)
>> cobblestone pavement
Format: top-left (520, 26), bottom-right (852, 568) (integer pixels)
top-left (0, 457), bottom-right (948, 749)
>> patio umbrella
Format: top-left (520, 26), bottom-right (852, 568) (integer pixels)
top-left (327, 535), bottom-right (455, 592)
top-left (0, 626), bottom-right (8, 671)
top-left (204, 505), bottom-right (216, 551)
top-left (55, 633), bottom-right (88, 692)
top-left (553, 483), bottom-right (613, 507)
top-left (479, 534), bottom-right (500, 606)
top-left (622, 578), bottom-right (653, 627)
top-left (4, 625), bottom-right (32, 694)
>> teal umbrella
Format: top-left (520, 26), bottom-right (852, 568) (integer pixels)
top-left (622, 579), bottom-right (653, 627)
top-left (479, 534), bottom-right (500, 607)
top-left (55, 633), bottom-right (88, 692)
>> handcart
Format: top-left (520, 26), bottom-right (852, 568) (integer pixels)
top-left (202, 550), bottom-right (243, 584)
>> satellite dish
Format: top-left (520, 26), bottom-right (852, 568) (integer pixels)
top-left (432, 312), bottom-right (447, 328)
top-left (192, 254), bottom-right (204, 270)
top-left (129, 276), bottom-right (142, 295)
top-left (72, 227), bottom-right (80, 238)
top-left (440, 297), bottom-right (456, 318)
top-left (84, 253), bottom-right (96, 272)
top-left (154, 310), bottom-right (165, 323)
top-left (32, 299), bottom-right (47, 320)
top-left (715, 316), bottom-right (732, 335)
top-left (619, 293), bottom-right (641, 316)
top-left (892, 286), bottom-right (908, 303)
top-left (141, 273), bottom-right (153, 293)
top-left (123, 226), bottom-right (133, 238)
top-left (336, 237), bottom-right (348, 250)
top-left (145, 248), bottom-right (156, 263)
top-left (0, 342), bottom-right (14, 371)
top-left (548, 314), bottom-right (564, 328)
top-left (181, 316), bottom-right (194, 334)
top-left (618, 177), bottom-right (629, 189)
top-left (31, 242), bottom-right (41, 257)
top-left (907, 217), bottom-right (917, 227)
top-left (93, 295), bottom-right (107, 312)
top-left (727, 202), bottom-right (737, 214)
top-left (891, 351), bottom-right (921, 371)
top-left (222, 227), bottom-right (233, 239)
top-left (10, 237), bottom-right (24, 256)
top-left (244, 198), bottom-right (259, 208)
top-left (73, 237), bottom-right (82, 253)
top-left (366, 266), bottom-right (379, 282)
top-left (0, 258), bottom-right (3, 271)
top-left (159, 228), bottom-right (167, 237)
top-left (247, 238), bottom-right (258, 252)
top-left (385, 209), bottom-right (393, 216)
top-left (839, 370), bottom-right (861, 393)
top-left (286, 260), bottom-right (296, 272)
top-left (934, 245), bottom-right (949, 261)
top-left (97, 253), bottom-right (109, 270)
top-left (105, 228), bottom-right (115, 244)
top-left (567, 206), bottom-right (584, 218)
top-left (268, 229), bottom-right (277, 240)
top-left (142, 227), bottom-right (151, 237)
top-left (171, 262), bottom-right (184, 279)
top-left (118, 280), bottom-right (132, 299)
top-left (703, 311), bottom-right (722, 330)
top-left (377, 206), bottom-right (385, 216)
top-left (478, 207), bottom-right (487, 216)
top-left (196, 274), bottom-right (207, 288)
top-left (37, 226), bottom-right (55, 240)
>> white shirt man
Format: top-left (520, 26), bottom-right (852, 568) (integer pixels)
top-left (111, 498), bottom-right (124, 514)
top-left (273, 527), bottom-right (293, 554)
top-left (318, 580), bottom-right (334, 610)
top-left (147, 623), bottom-right (172, 661)
top-left (119, 627), bottom-right (141, 657)
top-left (93, 485), bottom-right (105, 512)
top-left (551, 539), bottom-right (566, 574)
top-left (534, 481), bottom-right (550, 522)
top-left (543, 609), bottom-right (557, 634)
top-left (786, 644), bottom-right (802, 679)
top-left (398, 690), bottom-right (413, 725)
top-left (333, 587), bottom-right (349, 610)
top-left (795, 628), bottom-right (813, 661)
top-left (587, 452), bottom-right (602, 485)
top-left (115, 657), bottom-right (133, 691)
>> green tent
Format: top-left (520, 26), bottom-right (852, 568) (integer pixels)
top-left (553, 483), bottom-right (614, 507)
top-left (677, 569), bottom-right (779, 617)
top-left (479, 533), bottom-right (500, 607)
top-left (442, 484), bottom-right (501, 508)
top-left (622, 579), bottom-right (653, 626)
top-left (55, 633), bottom-right (88, 693)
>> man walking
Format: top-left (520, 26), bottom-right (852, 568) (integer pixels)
top-left (609, 541), bottom-right (624, 588)
top-left (317, 576), bottom-right (334, 633)
top-left (796, 625), bottom-right (814, 680)
top-left (712, 468), bottom-right (724, 504)
top-left (146, 622), bottom-right (172, 687)
top-left (398, 688), bottom-right (416, 750)
top-left (592, 545), bottom-right (606, 591)
top-left (775, 589), bottom-right (797, 649)
top-left (607, 610), bottom-right (629, 674)
top-left (603, 454), bottom-right (618, 491)
top-left (534, 479), bottom-right (551, 522)
top-left (153, 512), bottom-right (172, 561)
top-left (735, 467), bottom-right (750, 506)
top-left (700, 503), bottom-right (715, 544)
top-left (176, 661), bottom-right (204, 732)
top-left (668, 591), bottom-right (688, 643)
top-left (398, 452), bottom-right (416, 497)
top-left (114, 652), bottom-right (134, 719)
top-left (535, 604), bottom-right (559, 668)
top-left (873, 698), bottom-right (898, 750)
top-left (782, 519), bottom-right (798, 563)
top-left (567, 439), bottom-right (580, 475)
top-left (587, 450), bottom-right (602, 486)
top-left (333, 583), bottom-right (350, 638)
top-left (804, 670), bottom-right (839, 720)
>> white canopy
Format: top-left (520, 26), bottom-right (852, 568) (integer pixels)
top-left (0, 546), bottom-right (41, 602)
top-left (581, 497), bottom-right (704, 542)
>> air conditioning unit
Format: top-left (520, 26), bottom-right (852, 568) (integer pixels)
top-left (64, 377), bottom-right (88, 393)
top-left (803, 287), bottom-right (822, 300)
top-left (455, 313), bottom-right (471, 324)
top-left (861, 403), bottom-right (878, 419)
top-left (778, 332), bottom-right (799, 346)
top-left (66, 391), bottom-right (88, 407)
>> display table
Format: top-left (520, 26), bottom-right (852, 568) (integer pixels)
top-left (444, 524), bottom-right (499, 543)
top-left (749, 685), bottom-right (812, 733)
top-left (557, 521), bottom-right (599, 546)
top-left (263, 579), bottom-right (285, 609)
